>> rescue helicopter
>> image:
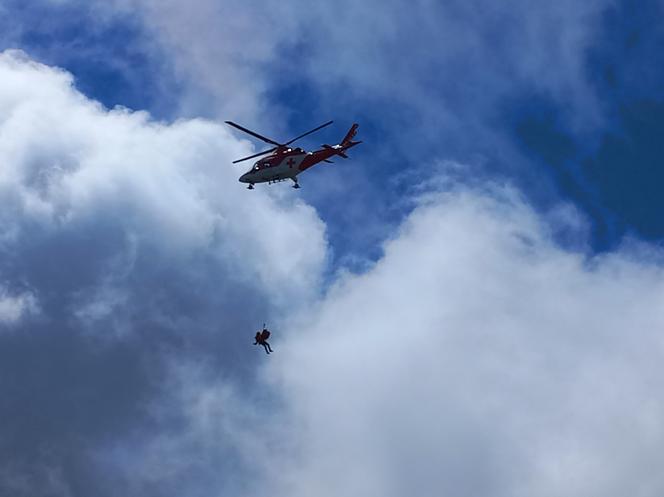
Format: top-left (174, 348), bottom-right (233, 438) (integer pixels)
top-left (225, 120), bottom-right (361, 189)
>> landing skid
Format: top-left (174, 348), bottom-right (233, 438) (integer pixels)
top-left (246, 179), bottom-right (301, 189)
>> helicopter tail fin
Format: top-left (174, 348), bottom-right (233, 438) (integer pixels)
top-left (341, 123), bottom-right (359, 147)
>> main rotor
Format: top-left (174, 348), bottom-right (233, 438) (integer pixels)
top-left (225, 120), bottom-right (333, 164)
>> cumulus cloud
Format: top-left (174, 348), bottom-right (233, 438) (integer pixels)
top-left (101, 0), bottom-right (611, 133)
top-left (87, 0), bottom-right (300, 122)
top-left (0, 49), bottom-right (326, 495)
top-left (0, 49), bottom-right (327, 323)
top-left (219, 184), bottom-right (664, 497)
top-left (90, 180), bottom-right (664, 497)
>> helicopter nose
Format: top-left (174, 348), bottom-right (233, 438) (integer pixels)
top-left (239, 173), bottom-right (248, 183)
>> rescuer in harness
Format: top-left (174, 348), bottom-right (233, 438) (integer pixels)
top-left (254, 324), bottom-right (273, 354)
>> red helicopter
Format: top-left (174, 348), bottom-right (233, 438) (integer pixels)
top-left (225, 120), bottom-right (361, 189)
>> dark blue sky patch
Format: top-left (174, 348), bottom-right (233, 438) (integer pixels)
top-left (583, 100), bottom-right (664, 240)
top-left (505, 0), bottom-right (664, 249)
top-left (499, 0), bottom-right (664, 250)
top-left (506, 92), bottom-right (618, 250)
top-left (511, 96), bottom-right (577, 167)
top-left (0, 0), bottom-right (179, 117)
top-left (586, 0), bottom-right (664, 106)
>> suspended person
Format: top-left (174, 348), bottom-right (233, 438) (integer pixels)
top-left (254, 324), bottom-right (273, 354)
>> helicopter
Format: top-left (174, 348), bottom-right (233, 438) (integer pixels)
top-left (225, 120), bottom-right (361, 189)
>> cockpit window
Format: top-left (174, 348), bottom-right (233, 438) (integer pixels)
top-left (253, 159), bottom-right (273, 171)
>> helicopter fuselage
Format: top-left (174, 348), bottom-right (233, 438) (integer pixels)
top-left (239, 144), bottom-right (356, 186)
top-left (239, 148), bottom-right (307, 185)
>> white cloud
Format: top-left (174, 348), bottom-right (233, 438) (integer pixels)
top-left (253, 184), bottom-right (664, 497)
top-left (0, 287), bottom-right (38, 325)
top-left (95, 358), bottom-right (275, 496)
top-left (99, 0), bottom-right (611, 133)
top-left (0, 49), bottom-right (328, 331)
top-left (96, 181), bottom-right (664, 496)
top-left (92, 0), bottom-right (300, 122)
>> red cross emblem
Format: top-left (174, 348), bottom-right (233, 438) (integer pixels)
top-left (287, 158), bottom-right (296, 168)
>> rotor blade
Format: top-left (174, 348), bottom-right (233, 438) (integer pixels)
top-left (225, 121), bottom-right (281, 146)
top-left (285, 120), bottom-right (334, 145)
top-left (232, 147), bottom-right (277, 164)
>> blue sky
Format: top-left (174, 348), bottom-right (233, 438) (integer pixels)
top-left (2, 1), bottom-right (664, 496)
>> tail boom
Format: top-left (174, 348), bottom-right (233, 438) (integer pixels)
top-left (297, 123), bottom-right (361, 172)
